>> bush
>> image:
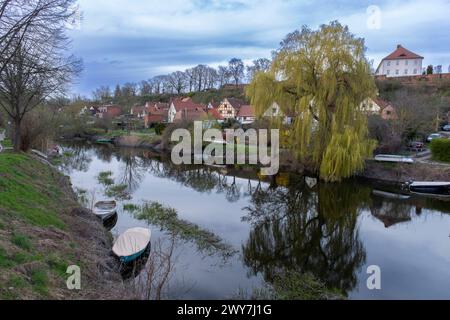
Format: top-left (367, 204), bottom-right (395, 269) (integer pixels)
top-left (154, 123), bottom-right (167, 135)
top-left (430, 138), bottom-right (450, 162)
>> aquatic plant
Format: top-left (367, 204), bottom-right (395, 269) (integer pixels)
top-left (135, 202), bottom-right (237, 260)
top-left (105, 184), bottom-right (131, 200)
top-left (97, 171), bottom-right (114, 186)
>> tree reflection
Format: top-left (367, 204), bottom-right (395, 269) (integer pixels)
top-left (59, 143), bottom-right (93, 173)
top-left (242, 176), bottom-right (371, 296)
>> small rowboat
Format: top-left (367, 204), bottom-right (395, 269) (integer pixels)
top-left (93, 201), bottom-right (117, 220)
top-left (113, 227), bottom-right (151, 264)
top-left (374, 154), bottom-right (414, 164)
top-left (406, 181), bottom-right (450, 197)
top-left (96, 138), bottom-right (114, 144)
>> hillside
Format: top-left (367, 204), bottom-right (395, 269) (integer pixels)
top-left (0, 152), bottom-right (123, 300)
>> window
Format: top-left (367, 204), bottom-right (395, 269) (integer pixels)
top-left (413, 69), bottom-right (417, 74)
top-left (405, 60), bottom-right (409, 66)
top-left (387, 61), bottom-right (391, 66)
top-left (396, 60), bottom-right (400, 66)
top-left (395, 69), bottom-right (399, 75)
top-left (387, 70), bottom-right (390, 75)
top-left (405, 69), bottom-right (408, 75)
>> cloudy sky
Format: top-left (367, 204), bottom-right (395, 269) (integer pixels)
top-left (69, 0), bottom-right (450, 96)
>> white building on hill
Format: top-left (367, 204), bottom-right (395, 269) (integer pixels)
top-left (375, 45), bottom-right (424, 77)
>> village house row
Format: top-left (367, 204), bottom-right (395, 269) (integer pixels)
top-left (80, 44), bottom-right (450, 126)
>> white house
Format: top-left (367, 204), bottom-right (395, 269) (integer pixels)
top-left (375, 45), bottom-right (424, 77)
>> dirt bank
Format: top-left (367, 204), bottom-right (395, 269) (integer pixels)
top-left (359, 160), bottom-right (450, 183)
top-left (0, 152), bottom-right (125, 300)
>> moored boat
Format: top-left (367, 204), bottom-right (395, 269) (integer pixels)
top-left (405, 181), bottom-right (450, 197)
top-left (112, 227), bottom-right (151, 263)
top-left (93, 200), bottom-right (117, 220)
top-left (374, 154), bottom-right (414, 164)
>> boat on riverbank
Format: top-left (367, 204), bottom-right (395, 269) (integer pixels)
top-left (93, 201), bottom-right (117, 220)
top-left (112, 227), bottom-right (151, 263)
top-left (405, 181), bottom-right (450, 197)
top-left (374, 154), bottom-right (414, 164)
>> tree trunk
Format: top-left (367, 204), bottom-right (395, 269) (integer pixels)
top-left (13, 118), bottom-right (21, 152)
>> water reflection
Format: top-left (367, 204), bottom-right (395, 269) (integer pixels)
top-left (242, 177), bottom-right (370, 296)
top-left (60, 143), bottom-right (450, 299)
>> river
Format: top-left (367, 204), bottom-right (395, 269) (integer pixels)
top-left (60, 142), bottom-right (450, 300)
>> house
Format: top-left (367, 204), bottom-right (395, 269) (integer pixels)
top-left (130, 105), bottom-right (146, 118)
top-left (263, 102), bottom-right (294, 124)
top-left (168, 97), bottom-right (207, 123)
top-left (364, 98), bottom-right (397, 120)
top-left (144, 102), bottom-right (170, 127)
top-left (237, 105), bottom-right (255, 124)
top-left (207, 108), bottom-right (225, 123)
top-left (375, 45), bottom-right (424, 77)
top-left (96, 105), bottom-right (122, 119)
top-left (217, 98), bottom-right (246, 120)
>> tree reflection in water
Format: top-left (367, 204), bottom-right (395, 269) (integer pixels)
top-left (242, 176), bottom-right (371, 296)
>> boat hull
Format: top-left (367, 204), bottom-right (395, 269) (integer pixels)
top-left (119, 244), bottom-right (149, 264)
top-left (410, 185), bottom-right (450, 197)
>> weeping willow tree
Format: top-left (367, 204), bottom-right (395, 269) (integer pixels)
top-left (247, 21), bottom-right (377, 182)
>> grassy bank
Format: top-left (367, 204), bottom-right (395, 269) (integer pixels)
top-left (0, 152), bottom-right (123, 300)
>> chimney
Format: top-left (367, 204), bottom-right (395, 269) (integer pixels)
top-left (397, 44), bottom-right (402, 49)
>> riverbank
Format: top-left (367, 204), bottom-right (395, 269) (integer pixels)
top-left (0, 152), bottom-right (124, 300)
top-left (360, 160), bottom-right (450, 184)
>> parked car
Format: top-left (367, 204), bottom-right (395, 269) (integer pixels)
top-left (427, 133), bottom-right (443, 142)
top-left (443, 125), bottom-right (450, 132)
top-left (408, 141), bottom-right (425, 152)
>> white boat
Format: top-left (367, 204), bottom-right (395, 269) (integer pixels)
top-left (406, 181), bottom-right (450, 197)
top-left (374, 154), bottom-right (414, 164)
top-left (93, 200), bottom-right (117, 220)
top-left (112, 227), bottom-right (151, 263)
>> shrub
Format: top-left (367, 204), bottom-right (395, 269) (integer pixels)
top-left (154, 123), bottom-right (167, 135)
top-left (430, 138), bottom-right (450, 162)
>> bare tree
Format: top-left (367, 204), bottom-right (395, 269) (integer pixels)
top-left (246, 58), bottom-right (271, 82)
top-left (217, 65), bottom-right (230, 88)
top-left (0, 1), bottom-right (79, 74)
top-left (0, 0), bottom-right (81, 151)
top-left (228, 58), bottom-right (244, 85)
top-left (139, 80), bottom-right (153, 96)
top-left (167, 71), bottom-right (187, 94)
top-left (92, 85), bottom-right (112, 103)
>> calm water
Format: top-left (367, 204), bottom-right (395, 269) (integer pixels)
top-left (61, 143), bottom-right (450, 300)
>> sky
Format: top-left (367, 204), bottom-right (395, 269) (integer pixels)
top-left (68, 0), bottom-right (450, 96)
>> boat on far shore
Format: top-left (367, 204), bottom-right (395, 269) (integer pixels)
top-left (405, 181), bottom-right (450, 197)
top-left (374, 154), bottom-right (414, 164)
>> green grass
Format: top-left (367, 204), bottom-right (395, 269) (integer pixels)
top-left (31, 269), bottom-right (49, 296)
top-left (11, 233), bottom-right (32, 251)
top-left (0, 153), bottom-right (66, 228)
top-left (2, 139), bottom-right (13, 148)
top-left (0, 246), bottom-right (14, 268)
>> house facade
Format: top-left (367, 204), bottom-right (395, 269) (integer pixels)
top-left (217, 98), bottom-right (245, 120)
top-left (375, 45), bottom-right (424, 77)
top-left (237, 105), bottom-right (255, 124)
top-left (168, 97), bottom-right (207, 123)
top-left (96, 105), bottom-right (122, 119)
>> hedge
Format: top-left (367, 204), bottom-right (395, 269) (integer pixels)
top-left (430, 138), bottom-right (450, 162)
